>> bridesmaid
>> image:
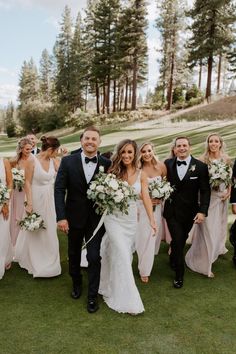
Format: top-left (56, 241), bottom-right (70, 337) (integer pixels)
top-left (135, 142), bottom-right (167, 283)
top-left (0, 156), bottom-right (13, 278)
top-left (10, 137), bottom-right (33, 247)
top-left (185, 133), bottom-right (231, 277)
top-left (15, 136), bottom-right (61, 277)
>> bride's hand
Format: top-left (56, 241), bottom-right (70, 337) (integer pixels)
top-left (150, 219), bottom-right (157, 236)
top-left (25, 203), bottom-right (33, 214)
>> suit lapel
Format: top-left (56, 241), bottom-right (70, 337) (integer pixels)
top-left (170, 158), bottom-right (181, 186)
top-left (76, 153), bottom-right (88, 187)
top-left (181, 156), bottom-right (195, 183)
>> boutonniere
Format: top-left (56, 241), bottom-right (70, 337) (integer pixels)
top-left (189, 165), bottom-right (196, 172)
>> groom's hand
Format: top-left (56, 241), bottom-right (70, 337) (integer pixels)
top-left (193, 213), bottom-right (205, 224)
top-left (57, 219), bottom-right (69, 234)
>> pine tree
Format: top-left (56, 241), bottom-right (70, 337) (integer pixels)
top-left (39, 49), bottom-right (53, 102)
top-left (156, 0), bottom-right (187, 109)
top-left (18, 58), bottom-right (39, 105)
top-left (54, 5), bottom-right (73, 107)
top-left (187, 0), bottom-right (236, 99)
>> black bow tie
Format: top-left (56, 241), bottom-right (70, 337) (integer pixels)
top-left (177, 160), bottom-right (187, 166)
top-left (85, 156), bottom-right (97, 164)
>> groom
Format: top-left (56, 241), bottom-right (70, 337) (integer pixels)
top-left (55, 126), bottom-right (111, 313)
top-left (163, 137), bottom-right (210, 288)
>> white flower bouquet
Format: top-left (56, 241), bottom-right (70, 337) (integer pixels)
top-left (12, 168), bottom-right (25, 191)
top-left (149, 177), bottom-right (174, 210)
top-left (0, 181), bottom-right (11, 206)
top-left (19, 212), bottom-right (46, 231)
top-left (208, 160), bottom-right (232, 190)
top-left (87, 166), bottom-right (138, 215)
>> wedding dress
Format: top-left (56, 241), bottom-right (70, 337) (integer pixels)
top-left (0, 158), bottom-right (13, 279)
top-left (185, 182), bottom-right (228, 277)
top-left (99, 171), bottom-right (144, 314)
top-left (135, 176), bottom-right (163, 277)
top-left (15, 157), bottom-right (61, 277)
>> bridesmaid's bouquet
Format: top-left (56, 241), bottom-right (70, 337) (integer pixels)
top-left (19, 212), bottom-right (46, 232)
top-left (87, 166), bottom-right (137, 215)
top-left (12, 168), bottom-right (25, 191)
top-left (149, 177), bottom-right (174, 210)
top-left (0, 181), bottom-right (11, 206)
top-left (208, 160), bottom-right (232, 190)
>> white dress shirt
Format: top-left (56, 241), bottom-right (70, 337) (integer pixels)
top-left (81, 151), bottom-right (98, 184)
top-left (176, 155), bottom-right (191, 180)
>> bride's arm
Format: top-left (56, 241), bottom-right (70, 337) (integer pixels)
top-left (140, 170), bottom-right (157, 234)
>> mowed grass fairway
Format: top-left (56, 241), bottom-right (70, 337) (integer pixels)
top-left (1, 105), bottom-right (236, 354)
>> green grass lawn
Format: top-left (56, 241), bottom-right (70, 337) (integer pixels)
top-left (1, 112), bottom-right (236, 353)
top-left (1, 231), bottom-right (236, 354)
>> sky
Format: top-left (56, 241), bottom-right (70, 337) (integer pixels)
top-left (0, 0), bottom-right (160, 107)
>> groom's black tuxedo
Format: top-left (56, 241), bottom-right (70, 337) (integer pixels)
top-left (163, 156), bottom-right (210, 279)
top-left (55, 151), bottom-right (111, 299)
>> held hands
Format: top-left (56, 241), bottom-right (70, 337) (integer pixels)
top-left (193, 212), bottom-right (205, 224)
top-left (57, 219), bottom-right (69, 234)
top-left (152, 198), bottom-right (161, 206)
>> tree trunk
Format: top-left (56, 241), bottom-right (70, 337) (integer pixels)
top-left (131, 50), bottom-right (138, 110)
top-left (217, 53), bottom-right (222, 94)
top-left (106, 75), bottom-right (110, 114)
top-left (102, 84), bottom-right (106, 114)
top-left (206, 54), bottom-right (213, 100)
top-left (95, 82), bottom-right (100, 114)
top-left (124, 77), bottom-right (128, 111)
top-left (167, 51), bottom-right (175, 110)
top-left (198, 60), bottom-right (202, 90)
top-left (113, 80), bottom-right (116, 112)
top-left (119, 87), bottom-right (124, 111)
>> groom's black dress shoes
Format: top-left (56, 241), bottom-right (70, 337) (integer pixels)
top-left (87, 299), bottom-right (99, 313)
top-left (71, 284), bottom-right (82, 299)
top-left (173, 278), bottom-right (183, 289)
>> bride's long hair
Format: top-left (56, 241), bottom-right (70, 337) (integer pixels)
top-left (201, 133), bottom-right (229, 164)
top-left (109, 139), bottom-right (138, 179)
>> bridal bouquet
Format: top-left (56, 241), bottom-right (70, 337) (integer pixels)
top-left (12, 168), bottom-right (25, 191)
top-left (149, 177), bottom-right (174, 210)
top-left (87, 166), bottom-right (137, 215)
top-left (19, 212), bottom-right (46, 231)
top-left (0, 181), bottom-right (11, 206)
top-left (208, 160), bottom-right (232, 190)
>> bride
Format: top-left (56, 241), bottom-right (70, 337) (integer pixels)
top-left (99, 139), bottom-right (156, 314)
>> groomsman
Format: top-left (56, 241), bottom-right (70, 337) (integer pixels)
top-left (163, 137), bottom-right (210, 288)
top-left (55, 126), bottom-right (111, 312)
top-left (26, 133), bottom-right (40, 155)
top-left (230, 159), bottom-right (236, 266)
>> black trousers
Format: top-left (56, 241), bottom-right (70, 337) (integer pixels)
top-left (166, 216), bottom-right (194, 279)
top-left (68, 224), bottom-right (105, 300)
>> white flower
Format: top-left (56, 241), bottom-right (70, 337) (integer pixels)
top-left (99, 166), bottom-right (104, 172)
top-left (108, 179), bottom-right (119, 190)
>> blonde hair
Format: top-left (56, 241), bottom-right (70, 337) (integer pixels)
top-left (11, 137), bottom-right (33, 165)
top-left (139, 142), bottom-right (158, 168)
top-left (109, 139), bottom-right (138, 179)
top-left (201, 133), bottom-right (229, 164)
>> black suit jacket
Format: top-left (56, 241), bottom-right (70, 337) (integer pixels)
top-left (71, 147), bottom-right (82, 155)
top-left (163, 156), bottom-right (210, 223)
top-left (54, 152), bottom-right (111, 229)
top-left (230, 159), bottom-right (236, 203)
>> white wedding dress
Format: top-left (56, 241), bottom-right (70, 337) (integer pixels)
top-left (99, 172), bottom-right (144, 314)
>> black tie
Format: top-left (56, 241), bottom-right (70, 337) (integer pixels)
top-left (85, 156), bottom-right (97, 164)
top-left (177, 160), bottom-right (187, 166)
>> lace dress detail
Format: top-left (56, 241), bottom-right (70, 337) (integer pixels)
top-left (99, 171), bottom-right (144, 314)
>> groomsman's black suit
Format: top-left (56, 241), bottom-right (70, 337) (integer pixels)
top-left (230, 159), bottom-right (236, 266)
top-left (54, 151), bottom-right (111, 300)
top-left (163, 156), bottom-right (210, 282)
